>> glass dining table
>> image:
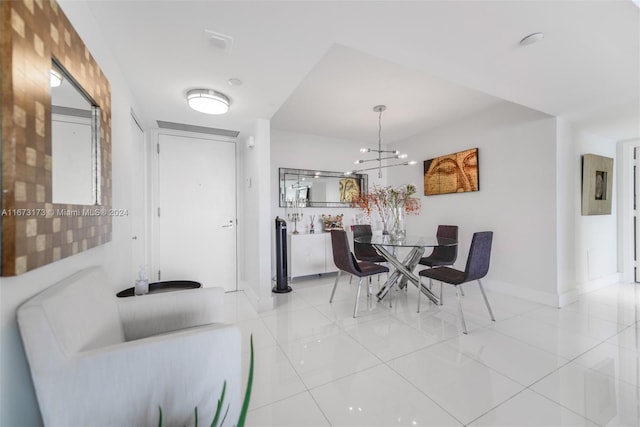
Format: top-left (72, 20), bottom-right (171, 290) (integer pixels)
top-left (354, 235), bottom-right (458, 305)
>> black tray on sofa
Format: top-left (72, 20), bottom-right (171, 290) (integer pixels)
top-left (116, 280), bottom-right (202, 297)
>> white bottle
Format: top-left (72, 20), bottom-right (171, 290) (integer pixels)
top-left (134, 265), bottom-right (149, 296)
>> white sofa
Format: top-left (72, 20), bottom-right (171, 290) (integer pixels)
top-left (17, 266), bottom-right (241, 426)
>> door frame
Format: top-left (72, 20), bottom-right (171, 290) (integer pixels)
top-left (130, 111), bottom-right (149, 277)
top-left (618, 138), bottom-right (640, 283)
top-left (149, 128), bottom-right (239, 289)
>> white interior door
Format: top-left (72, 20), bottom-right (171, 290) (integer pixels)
top-left (130, 115), bottom-right (147, 275)
top-left (157, 133), bottom-right (237, 290)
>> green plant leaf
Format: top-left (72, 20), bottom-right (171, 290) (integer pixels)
top-left (156, 335), bottom-right (254, 427)
top-left (236, 335), bottom-right (254, 427)
top-left (210, 380), bottom-right (227, 427)
top-left (220, 404), bottom-right (230, 426)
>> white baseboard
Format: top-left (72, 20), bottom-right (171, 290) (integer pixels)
top-left (576, 272), bottom-right (623, 294)
top-left (483, 273), bottom-right (623, 309)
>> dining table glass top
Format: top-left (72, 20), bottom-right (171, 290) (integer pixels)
top-left (354, 235), bottom-right (457, 248)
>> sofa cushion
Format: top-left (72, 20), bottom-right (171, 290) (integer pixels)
top-left (20, 267), bottom-right (124, 356)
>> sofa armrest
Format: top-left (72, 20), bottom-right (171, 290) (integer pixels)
top-left (34, 324), bottom-right (242, 426)
top-left (117, 287), bottom-right (225, 341)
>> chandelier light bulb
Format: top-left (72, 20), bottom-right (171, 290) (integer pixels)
top-left (360, 148), bottom-right (369, 153)
top-left (398, 153), bottom-right (408, 159)
top-left (408, 160), bottom-right (418, 165)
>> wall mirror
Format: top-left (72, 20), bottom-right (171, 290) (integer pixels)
top-left (1, 0), bottom-right (112, 276)
top-left (50, 59), bottom-right (101, 205)
top-left (279, 168), bottom-right (368, 208)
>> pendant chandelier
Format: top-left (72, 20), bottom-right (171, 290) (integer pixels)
top-left (347, 105), bottom-right (416, 178)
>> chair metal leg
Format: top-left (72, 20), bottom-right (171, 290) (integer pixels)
top-left (459, 284), bottom-right (465, 297)
top-left (330, 271), bottom-right (341, 303)
top-left (477, 279), bottom-right (495, 321)
top-left (354, 278), bottom-right (363, 318)
top-left (456, 287), bottom-right (468, 334)
top-left (368, 277), bottom-right (373, 297)
top-left (439, 281), bottom-right (443, 305)
top-left (417, 276), bottom-right (422, 313)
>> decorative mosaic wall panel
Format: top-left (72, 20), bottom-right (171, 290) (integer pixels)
top-left (1, 0), bottom-right (112, 276)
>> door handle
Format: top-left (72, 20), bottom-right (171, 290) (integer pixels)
top-left (222, 220), bottom-right (234, 228)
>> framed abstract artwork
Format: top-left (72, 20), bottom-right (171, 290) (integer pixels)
top-left (582, 154), bottom-right (613, 215)
top-left (423, 148), bottom-right (479, 196)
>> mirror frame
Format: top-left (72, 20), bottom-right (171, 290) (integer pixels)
top-left (1, 0), bottom-right (112, 276)
top-left (279, 167), bottom-right (368, 208)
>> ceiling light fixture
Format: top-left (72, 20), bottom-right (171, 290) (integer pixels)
top-left (186, 89), bottom-right (230, 115)
top-left (347, 105), bottom-right (416, 178)
top-left (519, 32), bottom-right (544, 46)
top-left (50, 69), bottom-right (63, 87)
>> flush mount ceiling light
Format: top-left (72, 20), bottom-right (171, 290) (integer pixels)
top-left (519, 32), bottom-right (545, 46)
top-left (186, 89), bottom-right (230, 115)
top-left (347, 105), bottom-right (417, 178)
top-left (50, 68), bottom-right (63, 87)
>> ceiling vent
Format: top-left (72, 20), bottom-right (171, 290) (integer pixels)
top-left (205, 30), bottom-right (233, 52)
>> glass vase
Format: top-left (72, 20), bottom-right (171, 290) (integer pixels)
top-left (390, 205), bottom-right (406, 241)
top-left (379, 207), bottom-right (390, 235)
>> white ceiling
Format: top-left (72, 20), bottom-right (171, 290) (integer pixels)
top-left (79, 0), bottom-right (640, 143)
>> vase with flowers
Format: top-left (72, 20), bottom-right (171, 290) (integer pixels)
top-left (388, 184), bottom-right (419, 241)
top-left (351, 184), bottom-right (420, 238)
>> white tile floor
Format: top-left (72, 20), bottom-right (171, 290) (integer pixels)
top-left (224, 274), bottom-right (640, 427)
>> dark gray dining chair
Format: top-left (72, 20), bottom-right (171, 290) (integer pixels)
top-left (351, 224), bottom-right (388, 288)
top-left (418, 231), bottom-right (495, 334)
top-left (418, 225), bottom-right (458, 305)
top-left (330, 230), bottom-right (389, 318)
top-left (353, 224), bottom-right (386, 263)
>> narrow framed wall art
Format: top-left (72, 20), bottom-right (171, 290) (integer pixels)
top-left (581, 153), bottom-right (614, 215)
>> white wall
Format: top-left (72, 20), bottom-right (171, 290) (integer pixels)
top-left (0, 1), bottom-right (141, 424)
top-left (557, 121), bottom-right (621, 302)
top-left (386, 102), bottom-right (561, 305)
top-left (238, 119), bottom-right (273, 311)
top-left (571, 129), bottom-right (619, 290)
top-left (556, 119), bottom-right (578, 303)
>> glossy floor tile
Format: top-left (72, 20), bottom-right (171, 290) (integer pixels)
top-left (246, 392), bottom-right (330, 427)
top-left (469, 389), bottom-right (597, 426)
top-left (531, 361), bottom-right (640, 426)
top-left (342, 316), bottom-right (439, 361)
top-left (388, 342), bottom-right (523, 424)
top-left (311, 364), bottom-right (461, 426)
top-left (224, 277), bottom-right (640, 426)
top-left (241, 344), bottom-right (307, 410)
top-left (491, 314), bottom-right (603, 360)
top-left (279, 330), bottom-right (381, 388)
top-left (442, 328), bottom-right (570, 386)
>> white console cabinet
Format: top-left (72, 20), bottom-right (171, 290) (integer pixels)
top-left (287, 232), bottom-right (339, 280)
